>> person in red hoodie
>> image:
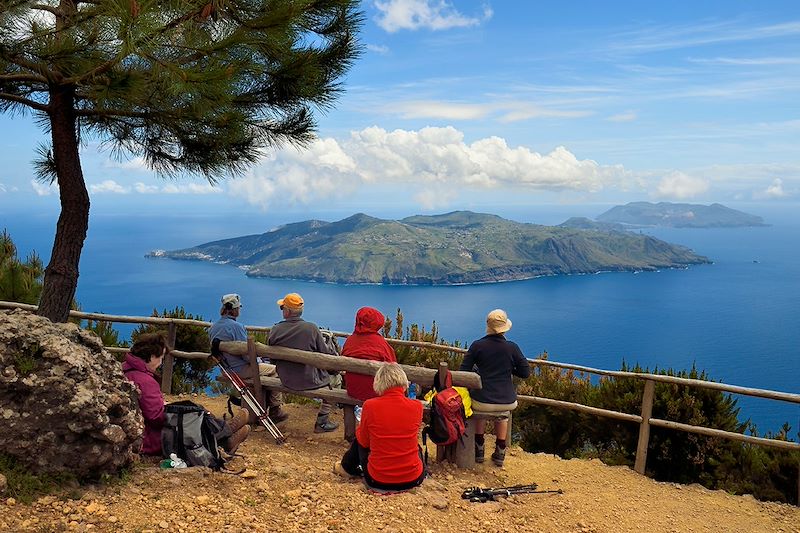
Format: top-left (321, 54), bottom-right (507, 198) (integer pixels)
top-left (334, 363), bottom-right (425, 492)
top-left (341, 307), bottom-right (397, 402)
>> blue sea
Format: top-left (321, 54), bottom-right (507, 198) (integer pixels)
top-left (3, 204), bottom-right (798, 434)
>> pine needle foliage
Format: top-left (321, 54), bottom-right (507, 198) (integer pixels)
top-left (0, 0), bottom-right (362, 321)
top-left (0, 229), bottom-right (44, 304)
top-left (0, 0), bottom-right (362, 180)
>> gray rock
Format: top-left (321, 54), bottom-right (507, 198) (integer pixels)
top-left (0, 310), bottom-right (143, 478)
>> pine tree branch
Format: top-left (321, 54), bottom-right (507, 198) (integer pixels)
top-left (75, 108), bottom-right (149, 118)
top-left (62, 55), bottom-right (122, 85)
top-left (0, 92), bottom-right (49, 112)
top-left (0, 73), bottom-right (48, 83)
top-left (32, 3), bottom-right (60, 15)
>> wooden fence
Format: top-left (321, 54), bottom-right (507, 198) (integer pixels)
top-left (2, 300), bottom-right (799, 500)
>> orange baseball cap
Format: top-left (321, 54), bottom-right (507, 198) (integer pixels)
top-left (277, 293), bottom-right (304, 310)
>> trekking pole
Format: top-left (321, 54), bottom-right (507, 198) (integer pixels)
top-left (461, 484), bottom-right (563, 503)
top-left (211, 340), bottom-right (286, 445)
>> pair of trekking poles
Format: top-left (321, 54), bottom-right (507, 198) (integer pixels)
top-left (462, 483), bottom-right (563, 502)
top-left (210, 339), bottom-right (287, 445)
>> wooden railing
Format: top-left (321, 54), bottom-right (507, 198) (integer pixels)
top-left (2, 300), bottom-right (799, 498)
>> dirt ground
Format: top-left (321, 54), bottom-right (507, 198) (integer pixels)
top-left (2, 394), bottom-right (798, 533)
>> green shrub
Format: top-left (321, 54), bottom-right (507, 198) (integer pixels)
top-left (0, 453), bottom-right (76, 504)
top-left (132, 306), bottom-right (213, 393)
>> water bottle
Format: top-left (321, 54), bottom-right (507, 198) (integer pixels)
top-left (408, 382), bottom-right (416, 399)
top-left (169, 453), bottom-right (187, 469)
top-left (354, 405), bottom-right (362, 423)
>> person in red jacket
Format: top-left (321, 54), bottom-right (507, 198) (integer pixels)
top-left (335, 363), bottom-right (425, 492)
top-left (342, 307), bottom-right (397, 402)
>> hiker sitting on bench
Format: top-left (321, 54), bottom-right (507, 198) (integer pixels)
top-left (458, 309), bottom-right (531, 467)
top-left (334, 363), bottom-right (426, 493)
top-left (209, 293), bottom-right (289, 424)
top-left (123, 333), bottom-right (250, 456)
top-left (341, 307), bottom-right (397, 402)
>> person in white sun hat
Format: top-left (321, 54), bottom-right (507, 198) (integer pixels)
top-left (459, 309), bottom-right (530, 467)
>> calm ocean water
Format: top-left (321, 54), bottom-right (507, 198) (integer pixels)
top-left (4, 204), bottom-right (798, 434)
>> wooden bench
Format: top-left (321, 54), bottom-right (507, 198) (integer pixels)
top-left (216, 339), bottom-right (503, 468)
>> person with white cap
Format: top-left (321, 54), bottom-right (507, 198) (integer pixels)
top-left (458, 309), bottom-right (530, 466)
top-left (268, 292), bottom-right (340, 433)
top-left (209, 293), bottom-right (289, 424)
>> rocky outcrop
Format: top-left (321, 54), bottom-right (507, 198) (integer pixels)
top-left (0, 310), bottom-right (143, 478)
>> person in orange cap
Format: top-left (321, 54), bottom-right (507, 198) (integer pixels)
top-left (268, 293), bottom-right (340, 433)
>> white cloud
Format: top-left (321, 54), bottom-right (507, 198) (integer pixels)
top-left (386, 100), bottom-right (590, 122)
top-left (161, 183), bottom-right (223, 195)
top-left (392, 101), bottom-right (491, 120)
top-left (653, 171), bottom-right (710, 199)
top-left (134, 182), bottom-right (161, 194)
top-left (688, 56), bottom-right (800, 66)
top-left (229, 126), bottom-right (628, 210)
top-left (754, 178), bottom-right (788, 199)
top-left (366, 43), bottom-right (390, 54)
top-left (90, 180), bottom-right (130, 194)
top-left (107, 157), bottom-right (150, 172)
top-left (374, 0), bottom-right (492, 33)
top-left (607, 111), bottom-right (637, 122)
top-left (0, 183), bottom-right (5, 193)
top-left (31, 180), bottom-right (57, 196)
top-left (413, 187), bottom-right (457, 210)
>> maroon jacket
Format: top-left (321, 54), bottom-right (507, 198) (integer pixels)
top-left (122, 353), bottom-right (165, 455)
top-left (342, 307), bottom-right (397, 401)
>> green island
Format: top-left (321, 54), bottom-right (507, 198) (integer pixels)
top-left (150, 211), bottom-right (710, 284)
top-left (596, 202), bottom-right (767, 228)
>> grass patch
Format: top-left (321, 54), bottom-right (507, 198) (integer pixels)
top-left (0, 453), bottom-right (76, 504)
top-left (13, 352), bottom-right (38, 376)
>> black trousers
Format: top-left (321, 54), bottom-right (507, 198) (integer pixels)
top-left (340, 440), bottom-right (426, 491)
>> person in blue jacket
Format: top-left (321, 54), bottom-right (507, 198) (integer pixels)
top-left (459, 309), bottom-right (530, 467)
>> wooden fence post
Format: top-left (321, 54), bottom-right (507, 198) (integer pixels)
top-left (160, 322), bottom-right (177, 394)
top-left (634, 379), bottom-right (655, 474)
top-left (248, 337), bottom-right (263, 410)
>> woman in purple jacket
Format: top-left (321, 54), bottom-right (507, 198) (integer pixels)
top-left (122, 333), bottom-right (169, 455)
top-left (123, 333), bottom-right (250, 457)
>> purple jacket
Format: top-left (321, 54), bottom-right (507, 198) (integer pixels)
top-left (122, 353), bottom-right (165, 455)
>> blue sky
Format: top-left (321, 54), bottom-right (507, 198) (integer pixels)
top-left (1, 0), bottom-right (799, 217)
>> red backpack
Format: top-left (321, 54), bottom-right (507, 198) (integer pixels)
top-left (423, 369), bottom-right (467, 448)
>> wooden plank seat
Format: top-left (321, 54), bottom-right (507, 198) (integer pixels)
top-left (214, 341), bottom-right (486, 467)
top-left (217, 373), bottom-right (427, 443)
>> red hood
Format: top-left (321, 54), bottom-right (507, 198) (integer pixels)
top-left (354, 307), bottom-right (386, 334)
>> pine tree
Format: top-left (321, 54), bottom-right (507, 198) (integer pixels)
top-left (0, 230), bottom-right (44, 304)
top-left (0, 0), bottom-right (362, 321)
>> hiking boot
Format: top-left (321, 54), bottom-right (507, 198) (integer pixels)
top-left (314, 415), bottom-right (339, 433)
top-left (225, 425), bottom-right (250, 454)
top-left (491, 447), bottom-right (506, 467)
top-left (475, 442), bottom-right (485, 463)
top-left (333, 462), bottom-right (360, 480)
top-left (268, 407), bottom-right (290, 424)
top-left (227, 408), bottom-right (249, 434)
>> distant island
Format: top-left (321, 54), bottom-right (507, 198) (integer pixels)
top-left (596, 202), bottom-right (767, 228)
top-left (148, 211), bottom-right (710, 285)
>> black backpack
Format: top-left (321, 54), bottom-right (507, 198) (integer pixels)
top-left (162, 400), bottom-right (230, 470)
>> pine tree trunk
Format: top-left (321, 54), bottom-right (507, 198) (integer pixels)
top-left (37, 87), bottom-right (89, 323)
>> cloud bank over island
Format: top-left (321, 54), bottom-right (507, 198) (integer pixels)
top-left (227, 126), bottom-right (631, 209)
